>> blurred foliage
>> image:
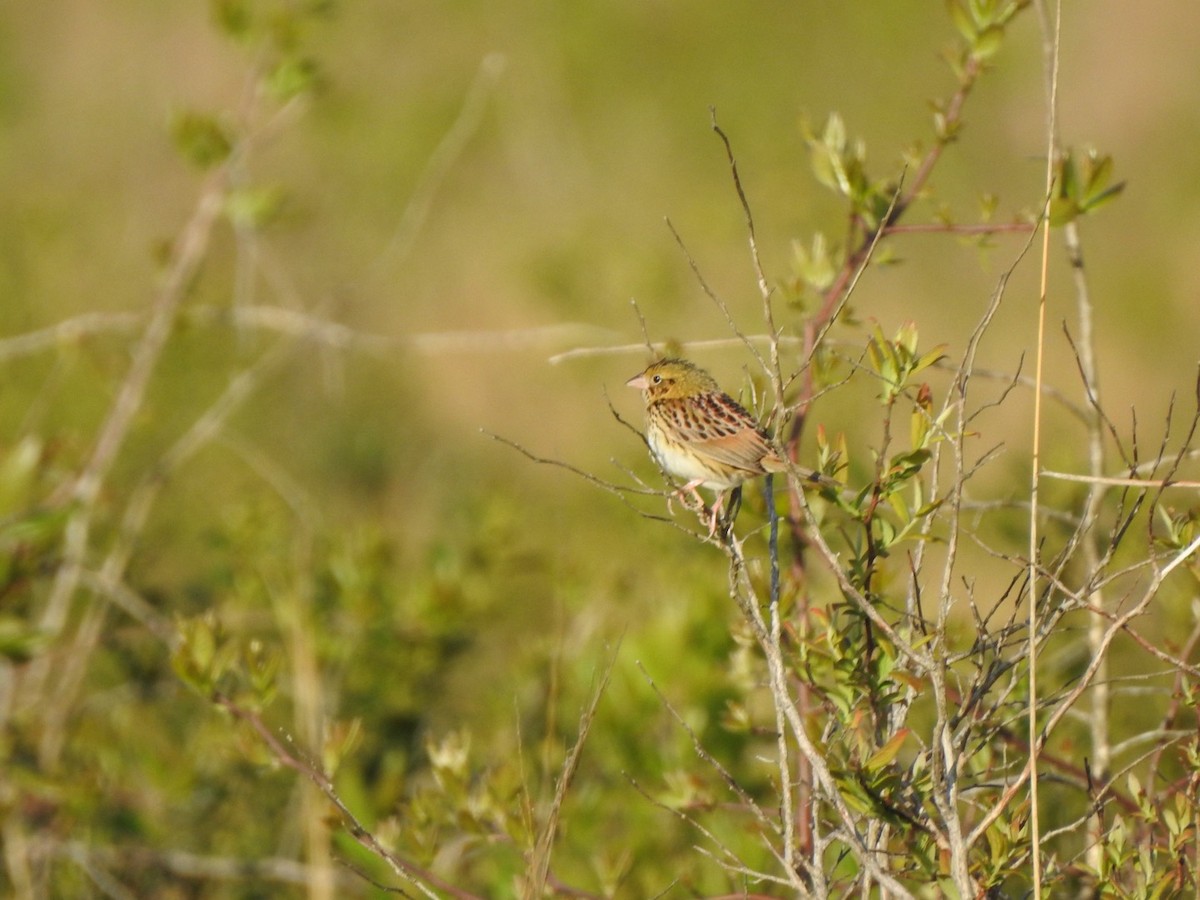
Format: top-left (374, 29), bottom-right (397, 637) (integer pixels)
top-left (1, 0), bottom-right (1200, 897)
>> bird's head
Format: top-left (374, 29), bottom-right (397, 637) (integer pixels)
top-left (626, 358), bottom-right (719, 401)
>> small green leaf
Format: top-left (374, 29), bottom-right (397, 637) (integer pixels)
top-left (895, 321), bottom-right (919, 356)
top-left (876, 517), bottom-right (897, 549)
top-left (1059, 154), bottom-right (1079, 199)
top-left (211, 0), bottom-right (254, 40)
top-left (1048, 195), bottom-right (1079, 227)
top-left (0, 436), bottom-right (43, 514)
top-left (266, 56), bottom-right (320, 101)
top-left (887, 490), bottom-right (910, 523)
top-left (322, 718), bottom-right (363, 777)
top-left (171, 111), bottom-right (233, 169)
top-left (791, 232), bottom-right (837, 292)
top-left (225, 185), bottom-right (286, 230)
top-left (1163, 805), bottom-right (1180, 836)
top-left (823, 112), bottom-right (846, 153)
top-left (1088, 153), bottom-right (1114, 194)
top-left (914, 344), bottom-right (949, 375)
top-left (947, 0), bottom-right (977, 43)
top-left (972, 24), bottom-right (1005, 59)
top-left (0, 617), bottom-right (50, 663)
top-left (720, 700), bottom-right (752, 733)
top-left (892, 670), bottom-right (927, 692)
top-left (243, 638), bottom-right (281, 702)
top-left (910, 408), bottom-right (930, 451)
top-left (1083, 181), bottom-right (1125, 213)
top-left (172, 613), bottom-right (235, 695)
top-left (914, 497), bottom-right (945, 518)
top-left (190, 617), bottom-right (216, 673)
top-left (889, 448), bottom-right (933, 479)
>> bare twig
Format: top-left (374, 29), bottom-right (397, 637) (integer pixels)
top-left (967, 528), bottom-right (1200, 851)
top-left (709, 110), bottom-right (780, 402)
top-left (665, 217), bottom-right (765, 375)
top-left (52, 842), bottom-right (366, 892)
top-left (367, 52), bottom-right (507, 282)
top-left (215, 695), bottom-right (460, 900)
top-left (524, 642), bottom-right (620, 899)
top-left (636, 662), bottom-right (788, 865)
top-left (485, 430), bottom-right (664, 504)
top-left (550, 334), bottom-right (807, 366)
top-left (38, 167), bottom-right (228, 640)
top-left (1025, 3), bottom-right (1063, 890)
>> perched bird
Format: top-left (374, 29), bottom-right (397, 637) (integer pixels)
top-left (626, 357), bottom-right (830, 533)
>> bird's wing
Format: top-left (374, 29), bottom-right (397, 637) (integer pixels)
top-left (662, 393), bottom-right (779, 473)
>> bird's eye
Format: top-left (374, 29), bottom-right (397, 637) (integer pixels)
top-left (652, 374), bottom-right (662, 384)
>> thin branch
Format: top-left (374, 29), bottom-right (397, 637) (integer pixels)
top-left (1041, 470), bottom-right (1200, 489)
top-left (966, 529), bottom-right (1200, 851)
top-left (883, 221), bottom-right (1035, 235)
top-left (0, 312), bottom-right (143, 361)
top-left (525, 642), bottom-right (620, 899)
top-left (665, 217), bottom-right (764, 372)
top-left (485, 430), bottom-right (662, 503)
top-left (214, 695), bottom-right (461, 900)
top-left (53, 842), bottom-right (366, 892)
top-left (709, 110), bottom-right (780, 402)
top-left (1026, 2), bottom-right (1063, 889)
top-left (550, 334), bottom-right (805, 366)
top-left (366, 52), bottom-right (507, 283)
top-left (636, 662), bottom-right (787, 862)
top-left (623, 773), bottom-right (770, 884)
top-left (39, 166), bottom-right (229, 640)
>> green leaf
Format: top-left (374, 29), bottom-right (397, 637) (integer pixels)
top-left (914, 344), bottom-right (949, 375)
top-left (1060, 153), bottom-right (1079, 197)
top-left (791, 232), bottom-right (836, 291)
top-left (0, 617), bottom-right (50, 663)
top-left (1163, 805), bottom-right (1180, 837)
top-left (1088, 152), bottom-right (1114, 194)
top-left (889, 448), bottom-right (933, 479)
top-left (322, 718), bottom-right (363, 777)
top-left (0, 505), bottom-right (67, 550)
top-left (892, 670), bottom-right (927, 692)
top-left (876, 517), bottom-right (896, 550)
top-left (947, 0), bottom-right (977, 43)
top-left (972, 24), bottom-right (1005, 59)
top-left (211, 0), bottom-right (254, 40)
top-left (225, 185), bottom-right (286, 230)
top-left (171, 111), bottom-right (233, 169)
top-left (823, 112), bottom-right (846, 153)
top-left (266, 56), bottom-right (320, 101)
top-left (865, 729), bottom-right (910, 771)
top-left (910, 414), bottom-right (928, 451)
top-left (1084, 181), bottom-right (1125, 213)
top-left (1048, 195), bottom-right (1079, 227)
top-left (0, 436), bottom-right (43, 515)
top-left (243, 638), bottom-right (281, 701)
top-left (172, 613), bottom-right (236, 695)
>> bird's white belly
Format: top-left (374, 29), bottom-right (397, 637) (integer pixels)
top-left (647, 425), bottom-right (741, 490)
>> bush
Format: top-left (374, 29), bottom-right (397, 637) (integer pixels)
top-left (2, 2), bottom-right (1197, 898)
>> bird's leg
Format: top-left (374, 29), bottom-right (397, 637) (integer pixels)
top-left (720, 486), bottom-right (743, 537)
top-left (706, 487), bottom-right (744, 540)
top-left (677, 479), bottom-right (706, 508)
top-left (706, 489), bottom-right (734, 539)
top-left (673, 479), bottom-right (715, 532)
top-left (672, 481), bottom-right (741, 539)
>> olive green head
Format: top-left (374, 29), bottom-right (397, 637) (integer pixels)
top-left (625, 358), bottom-right (720, 401)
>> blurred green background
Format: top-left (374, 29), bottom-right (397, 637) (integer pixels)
top-left (4, 0), bottom-right (1200, 895)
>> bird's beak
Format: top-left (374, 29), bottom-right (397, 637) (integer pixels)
top-left (626, 373), bottom-right (649, 390)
